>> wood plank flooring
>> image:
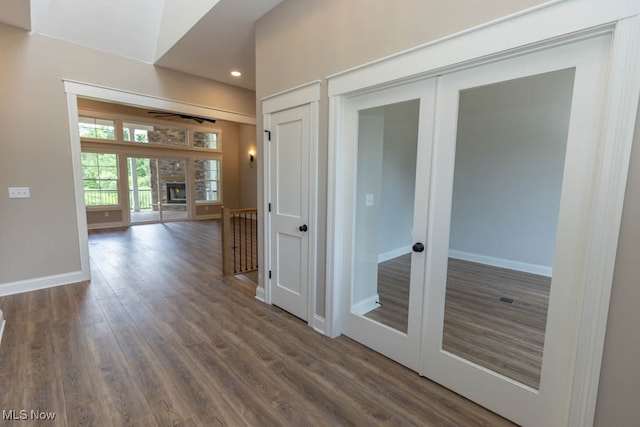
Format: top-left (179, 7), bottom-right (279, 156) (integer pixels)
top-left (0, 221), bottom-right (514, 426)
top-left (364, 253), bottom-right (550, 389)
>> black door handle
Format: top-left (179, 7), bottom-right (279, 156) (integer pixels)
top-left (299, 224), bottom-right (308, 232)
top-left (412, 242), bottom-right (424, 253)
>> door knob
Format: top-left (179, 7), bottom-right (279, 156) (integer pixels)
top-left (299, 224), bottom-right (308, 232)
top-left (412, 242), bottom-right (424, 253)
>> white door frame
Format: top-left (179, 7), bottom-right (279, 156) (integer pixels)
top-left (260, 81), bottom-right (321, 332)
top-left (325, 1), bottom-right (640, 426)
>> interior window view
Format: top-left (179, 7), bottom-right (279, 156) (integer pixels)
top-left (1, 2), bottom-right (638, 427)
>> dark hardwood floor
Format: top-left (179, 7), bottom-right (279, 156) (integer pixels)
top-left (0, 221), bottom-right (514, 426)
top-left (364, 255), bottom-right (411, 333)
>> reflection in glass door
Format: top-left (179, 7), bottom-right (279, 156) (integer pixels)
top-left (128, 157), bottom-right (188, 224)
top-left (342, 79), bottom-right (436, 371)
top-left (422, 35), bottom-right (610, 426)
top-left (441, 69), bottom-right (574, 389)
top-left (354, 101), bottom-right (420, 334)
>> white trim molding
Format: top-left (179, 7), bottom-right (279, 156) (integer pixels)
top-left (0, 271), bottom-right (87, 297)
top-left (313, 315), bottom-right (326, 335)
top-left (255, 285), bottom-right (266, 303)
top-left (350, 295), bottom-right (380, 316)
top-left (0, 309), bottom-right (5, 348)
top-left (325, 1), bottom-right (640, 426)
top-left (568, 15), bottom-right (640, 426)
top-left (378, 246), bottom-right (412, 264)
top-left (261, 80), bottom-right (322, 113)
top-left (448, 250), bottom-right (553, 277)
top-left (260, 81), bottom-right (321, 331)
top-left (64, 80), bottom-right (256, 125)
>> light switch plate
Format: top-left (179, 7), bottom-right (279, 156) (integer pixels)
top-left (365, 193), bottom-right (374, 206)
top-left (8, 187), bottom-right (30, 198)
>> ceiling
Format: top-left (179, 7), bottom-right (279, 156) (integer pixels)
top-left (1, 0), bottom-right (282, 90)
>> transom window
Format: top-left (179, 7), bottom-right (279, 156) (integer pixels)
top-left (122, 122), bottom-right (187, 147)
top-left (193, 131), bottom-right (220, 150)
top-left (82, 152), bottom-right (119, 206)
top-left (79, 116), bottom-right (115, 140)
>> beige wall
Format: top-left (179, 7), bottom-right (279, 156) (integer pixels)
top-left (238, 124), bottom-right (258, 208)
top-left (0, 23), bottom-right (255, 285)
top-left (256, 0), bottom-right (639, 425)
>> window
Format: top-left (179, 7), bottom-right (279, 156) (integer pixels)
top-left (194, 159), bottom-right (220, 202)
top-left (193, 131), bottom-right (220, 150)
top-left (82, 152), bottom-right (119, 206)
top-left (123, 122), bottom-right (187, 147)
top-left (79, 116), bottom-right (115, 140)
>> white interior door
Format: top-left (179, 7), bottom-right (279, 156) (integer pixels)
top-left (268, 104), bottom-right (311, 321)
top-left (421, 35), bottom-right (611, 426)
top-left (341, 79), bottom-right (436, 371)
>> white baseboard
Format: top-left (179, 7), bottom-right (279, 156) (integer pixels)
top-left (448, 250), bottom-right (552, 277)
top-left (255, 285), bottom-right (265, 302)
top-left (0, 271), bottom-right (89, 297)
top-left (88, 221), bottom-right (128, 230)
top-left (0, 309), bottom-right (5, 348)
top-left (351, 294), bottom-right (380, 315)
top-left (378, 246), bottom-right (412, 263)
top-left (313, 315), bottom-right (326, 335)
top-left (196, 213), bottom-right (222, 220)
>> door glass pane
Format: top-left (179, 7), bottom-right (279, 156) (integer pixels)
top-left (353, 99), bottom-right (420, 333)
top-left (129, 157), bottom-right (160, 223)
top-left (442, 69), bottom-right (575, 389)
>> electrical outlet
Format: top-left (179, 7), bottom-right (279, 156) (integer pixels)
top-left (8, 187), bottom-right (30, 199)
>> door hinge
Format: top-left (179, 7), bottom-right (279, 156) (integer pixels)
top-left (268, 203), bottom-right (271, 212)
top-left (264, 130), bottom-right (271, 141)
top-left (269, 270), bottom-right (272, 279)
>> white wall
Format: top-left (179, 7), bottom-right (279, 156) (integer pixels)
top-left (353, 110), bottom-right (384, 306)
top-left (449, 69), bottom-right (574, 273)
top-left (378, 100), bottom-right (419, 258)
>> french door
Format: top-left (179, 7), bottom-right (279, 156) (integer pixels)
top-left (341, 79), bottom-right (436, 371)
top-left (342, 33), bottom-right (611, 426)
top-left (127, 156), bottom-right (188, 224)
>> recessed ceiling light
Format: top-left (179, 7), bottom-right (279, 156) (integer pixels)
top-left (231, 70), bottom-right (242, 77)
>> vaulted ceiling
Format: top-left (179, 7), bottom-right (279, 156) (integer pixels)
top-left (0, 0), bottom-right (282, 90)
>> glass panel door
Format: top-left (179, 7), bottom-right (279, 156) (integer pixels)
top-left (128, 157), bottom-right (188, 224)
top-left (422, 34), bottom-right (610, 426)
top-left (342, 79), bottom-right (436, 371)
top-left (128, 157), bottom-right (160, 224)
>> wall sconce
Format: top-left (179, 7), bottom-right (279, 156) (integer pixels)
top-left (249, 150), bottom-right (255, 168)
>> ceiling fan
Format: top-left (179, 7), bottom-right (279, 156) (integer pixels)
top-left (148, 111), bottom-right (216, 124)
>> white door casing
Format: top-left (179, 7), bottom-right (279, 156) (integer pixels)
top-left (261, 82), bottom-right (320, 329)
